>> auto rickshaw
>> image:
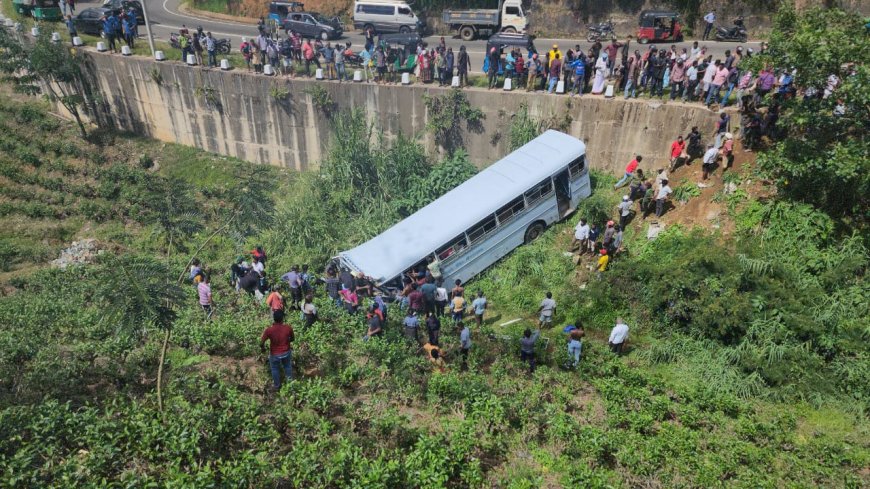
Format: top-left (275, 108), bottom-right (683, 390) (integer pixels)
top-left (636, 10), bottom-right (683, 44)
top-left (13, 0), bottom-right (62, 20)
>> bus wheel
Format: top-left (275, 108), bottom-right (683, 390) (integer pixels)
top-left (524, 222), bottom-right (545, 244)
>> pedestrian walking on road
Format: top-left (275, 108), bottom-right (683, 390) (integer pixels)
top-left (703, 10), bottom-right (716, 41)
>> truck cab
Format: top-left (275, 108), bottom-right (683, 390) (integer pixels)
top-left (499, 0), bottom-right (528, 34)
top-left (442, 0), bottom-right (528, 41)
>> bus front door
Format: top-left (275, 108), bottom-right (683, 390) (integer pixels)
top-left (554, 169), bottom-right (572, 218)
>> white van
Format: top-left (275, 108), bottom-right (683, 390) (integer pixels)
top-left (353, 0), bottom-right (423, 34)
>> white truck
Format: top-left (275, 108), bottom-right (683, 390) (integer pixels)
top-left (441, 0), bottom-right (529, 41)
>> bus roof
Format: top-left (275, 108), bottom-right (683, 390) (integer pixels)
top-left (338, 130), bottom-right (586, 284)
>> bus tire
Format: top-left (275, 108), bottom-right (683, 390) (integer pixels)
top-left (524, 221), bottom-right (546, 244)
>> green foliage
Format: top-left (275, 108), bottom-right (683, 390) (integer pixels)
top-left (303, 85), bottom-right (336, 116)
top-left (0, 27), bottom-right (94, 137)
top-left (261, 108), bottom-right (476, 270)
top-left (0, 63), bottom-right (868, 488)
top-left (747, 4), bottom-right (870, 216)
top-left (397, 149), bottom-right (477, 216)
top-left (508, 103), bottom-right (545, 151)
top-left (269, 83), bottom-right (290, 100)
top-left (672, 179), bottom-right (701, 203)
top-left (423, 88), bottom-right (484, 153)
top-left (193, 85), bottom-right (220, 109)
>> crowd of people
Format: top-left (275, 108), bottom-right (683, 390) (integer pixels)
top-left (65, 8), bottom-right (139, 54)
top-left (187, 243), bottom-right (634, 389)
top-left (173, 25), bottom-right (221, 68)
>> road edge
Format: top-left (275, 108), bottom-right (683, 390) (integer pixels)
top-left (176, 1), bottom-right (259, 26)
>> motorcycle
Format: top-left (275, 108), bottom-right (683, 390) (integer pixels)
top-left (586, 19), bottom-right (616, 42)
top-left (169, 32), bottom-right (232, 54)
top-left (715, 17), bottom-right (747, 42)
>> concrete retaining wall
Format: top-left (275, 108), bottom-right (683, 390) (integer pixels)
top-left (79, 51), bottom-right (721, 174)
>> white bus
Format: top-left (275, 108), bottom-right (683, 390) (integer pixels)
top-left (336, 130), bottom-right (591, 292)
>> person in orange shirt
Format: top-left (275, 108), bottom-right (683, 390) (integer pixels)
top-left (423, 343), bottom-right (447, 373)
top-left (669, 136), bottom-right (687, 172)
top-left (266, 285), bottom-right (284, 315)
top-left (614, 155), bottom-right (643, 188)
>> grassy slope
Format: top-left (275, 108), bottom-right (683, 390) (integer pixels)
top-left (0, 93), bottom-right (867, 487)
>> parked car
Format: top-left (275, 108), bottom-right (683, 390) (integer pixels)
top-left (74, 7), bottom-right (116, 36)
top-left (101, 0), bottom-right (144, 24)
top-left (353, 0), bottom-right (423, 34)
top-left (281, 11), bottom-right (344, 40)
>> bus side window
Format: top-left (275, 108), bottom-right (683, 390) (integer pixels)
top-left (568, 155), bottom-right (586, 179)
top-left (496, 196), bottom-right (526, 225)
top-left (467, 215), bottom-right (497, 244)
top-left (436, 235), bottom-right (468, 260)
top-left (524, 178), bottom-right (554, 206)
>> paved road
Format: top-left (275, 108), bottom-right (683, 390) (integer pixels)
top-left (84, 0), bottom-right (761, 73)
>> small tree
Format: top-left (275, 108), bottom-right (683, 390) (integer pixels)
top-left (0, 28), bottom-right (94, 138)
top-left (745, 5), bottom-right (870, 216)
top-left (423, 89), bottom-right (484, 154)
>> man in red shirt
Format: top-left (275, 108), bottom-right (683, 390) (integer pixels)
top-left (260, 310), bottom-right (295, 390)
top-left (669, 136), bottom-right (687, 172)
top-left (614, 155), bottom-right (643, 189)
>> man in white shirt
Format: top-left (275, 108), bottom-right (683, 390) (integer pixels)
top-left (609, 318), bottom-right (630, 355)
top-left (702, 143), bottom-right (719, 180)
top-left (703, 10), bottom-right (716, 41)
top-left (655, 179), bottom-right (672, 217)
top-left (617, 195), bottom-right (633, 229)
top-left (538, 292), bottom-right (556, 328)
top-left (690, 41), bottom-right (700, 60)
top-left (572, 218), bottom-right (590, 253)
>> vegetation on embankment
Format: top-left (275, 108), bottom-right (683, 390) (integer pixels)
top-left (0, 4), bottom-right (868, 487)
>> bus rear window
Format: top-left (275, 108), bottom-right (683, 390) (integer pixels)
top-left (496, 196), bottom-right (525, 225)
top-left (436, 235), bottom-right (468, 260)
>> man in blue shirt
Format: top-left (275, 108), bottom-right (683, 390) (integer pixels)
top-left (570, 56), bottom-right (585, 97)
top-left (403, 309), bottom-right (419, 344)
top-left (471, 290), bottom-right (487, 327)
top-left (205, 32), bottom-right (217, 68)
top-left (459, 322), bottom-right (471, 370)
top-left (103, 13), bottom-right (120, 53)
